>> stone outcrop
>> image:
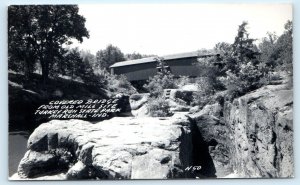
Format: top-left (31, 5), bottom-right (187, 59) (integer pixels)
top-left (188, 82), bottom-right (293, 178)
top-left (129, 93), bottom-right (150, 117)
top-left (17, 115), bottom-right (193, 179)
top-left (164, 89), bottom-right (193, 112)
top-left (189, 103), bottom-right (233, 177)
top-left (129, 90), bottom-right (193, 117)
top-left (180, 84), bottom-right (199, 92)
top-left (224, 83), bottom-right (293, 178)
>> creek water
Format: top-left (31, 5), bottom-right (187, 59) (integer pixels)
top-left (9, 131), bottom-right (29, 177)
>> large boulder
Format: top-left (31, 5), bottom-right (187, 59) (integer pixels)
top-left (17, 115), bottom-right (193, 179)
top-left (180, 84), bottom-right (199, 92)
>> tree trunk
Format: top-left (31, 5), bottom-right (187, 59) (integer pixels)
top-left (24, 56), bottom-right (34, 80)
top-left (41, 60), bottom-right (49, 85)
top-left (24, 61), bottom-right (31, 80)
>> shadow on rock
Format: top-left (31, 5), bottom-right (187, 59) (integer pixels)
top-left (191, 122), bottom-right (217, 178)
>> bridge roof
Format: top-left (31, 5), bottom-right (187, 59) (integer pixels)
top-left (110, 51), bottom-right (217, 68)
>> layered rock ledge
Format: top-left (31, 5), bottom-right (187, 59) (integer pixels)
top-left (16, 116), bottom-right (193, 179)
top-left (224, 83), bottom-right (293, 178)
top-left (186, 83), bottom-right (293, 178)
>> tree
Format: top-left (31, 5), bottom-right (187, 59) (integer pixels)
top-left (231, 22), bottom-right (260, 71)
top-left (258, 20), bottom-right (293, 74)
top-left (125, 52), bottom-right (143, 60)
top-left (95, 44), bottom-right (125, 70)
top-left (258, 32), bottom-right (278, 69)
top-left (218, 22), bottom-right (264, 97)
top-left (274, 20), bottom-right (293, 73)
top-left (125, 52), bottom-right (153, 60)
top-left (8, 5), bottom-right (89, 82)
top-left (63, 48), bottom-right (83, 79)
top-left (79, 49), bottom-right (99, 72)
top-left (8, 6), bottom-right (38, 77)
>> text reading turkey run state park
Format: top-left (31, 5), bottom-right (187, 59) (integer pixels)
top-left (34, 99), bottom-right (120, 119)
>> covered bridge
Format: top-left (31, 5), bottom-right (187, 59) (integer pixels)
top-left (109, 51), bottom-right (218, 82)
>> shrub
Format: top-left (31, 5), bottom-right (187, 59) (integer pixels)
top-left (191, 91), bottom-right (212, 108)
top-left (147, 96), bottom-right (172, 117)
top-left (219, 61), bottom-right (264, 98)
top-left (107, 74), bottom-right (137, 97)
top-left (144, 57), bottom-right (178, 97)
top-left (143, 57), bottom-right (179, 116)
top-left (191, 77), bottom-right (215, 107)
top-left (174, 91), bottom-right (193, 105)
top-left (258, 71), bottom-right (282, 85)
top-left (76, 58), bottom-right (107, 88)
top-left (195, 77), bottom-right (214, 94)
top-left (143, 71), bottom-right (177, 97)
top-left (194, 55), bottom-right (226, 92)
top-left (175, 76), bottom-right (190, 88)
top-left (82, 72), bottom-right (107, 87)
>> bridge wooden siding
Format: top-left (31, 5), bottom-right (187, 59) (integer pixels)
top-left (109, 51), bottom-right (217, 81)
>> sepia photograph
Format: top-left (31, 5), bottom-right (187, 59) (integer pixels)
top-left (8, 3), bottom-right (293, 180)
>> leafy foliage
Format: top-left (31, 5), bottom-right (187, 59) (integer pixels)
top-left (212, 21), bottom-right (293, 100)
top-left (95, 44), bottom-right (125, 70)
top-left (195, 56), bottom-right (224, 91)
top-left (215, 22), bottom-right (264, 98)
top-left (8, 5), bottom-right (89, 82)
top-left (276, 21), bottom-right (293, 73)
top-left (106, 74), bottom-right (137, 97)
top-left (259, 21), bottom-right (293, 74)
top-left (125, 52), bottom-right (154, 60)
top-left (175, 76), bottom-right (190, 88)
top-left (144, 73), bottom-right (177, 97)
top-left (190, 77), bottom-right (214, 107)
top-left (62, 48), bottom-right (83, 79)
top-left (125, 52), bottom-right (143, 60)
top-left (147, 97), bottom-right (172, 117)
top-left (80, 50), bottom-right (97, 68)
top-left (60, 48), bottom-right (107, 90)
top-left (142, 57), bottom-right (178, 116)
top-left (258, 32), bottom-right (278, 69)
top-left (143, 57), bottom-right (177, 97)
top-left (191, 51), bottom-right (224, 107)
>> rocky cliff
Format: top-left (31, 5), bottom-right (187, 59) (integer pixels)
top-left (189, 82), bottom-right (293, 178)
top-left (224, 83), bottom-right (293, 178)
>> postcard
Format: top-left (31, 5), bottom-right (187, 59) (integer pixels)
top-left (8, 3), bottom-right (293, 180)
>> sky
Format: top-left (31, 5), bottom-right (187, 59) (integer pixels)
top-left (72, 3), bottom-right (293, 56)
